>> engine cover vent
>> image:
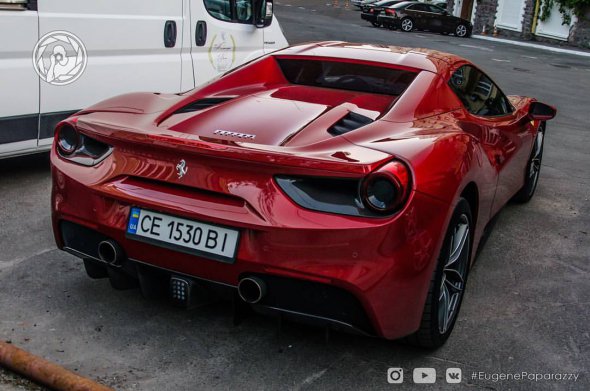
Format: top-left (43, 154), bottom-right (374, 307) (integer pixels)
top-left (174, 97), bottom-right (234, 114)
top-left (328, 112), bottom-right (374, 136)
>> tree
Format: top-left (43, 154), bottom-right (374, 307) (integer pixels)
top-left (540, 0), bottom-right (590, 25)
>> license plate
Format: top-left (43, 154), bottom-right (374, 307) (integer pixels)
top-left (126, 208), bottom-right (239, 263)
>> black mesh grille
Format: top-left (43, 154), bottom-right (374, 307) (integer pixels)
top-left (248, 273), bottom-right (375, 334)
top-left (60, 220), bottom-right (109, 259)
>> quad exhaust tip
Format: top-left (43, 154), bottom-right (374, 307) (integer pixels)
top-left (238, 277), bottom-right (266, 304)
top-left (97, 240), bottom-right (124, 266)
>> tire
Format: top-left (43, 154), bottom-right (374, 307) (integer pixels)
top-left (372, 21), bottom-right (382, 27)
top-left (455, 23), bottom-right (469, 37)
top-left (400, 18), bottom-right (414, 32)
top-left (512, 123), bottom-right (545, 203)
top-left (405, 198), bottom-right (472, 348)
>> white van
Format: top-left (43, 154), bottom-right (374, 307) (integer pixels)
top-left (0, 0), bottom-right (288, 158)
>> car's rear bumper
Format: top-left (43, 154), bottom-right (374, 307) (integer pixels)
top-left (377, 15), bottom-right (400, 27)
top-left (360, 13), bottom-right (378, 23)
top-left (51, 148), bottom-right (451, 340)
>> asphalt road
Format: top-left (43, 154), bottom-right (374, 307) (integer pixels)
top-left (1, 2), bottom-right (589, 390)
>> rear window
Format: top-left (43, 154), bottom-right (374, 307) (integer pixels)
top-left (374, 0), bottom-right (396, 6)
top-left (393, 1), bottom-right (414, 9)
top-left (276, 58), bottom-right (417, 96)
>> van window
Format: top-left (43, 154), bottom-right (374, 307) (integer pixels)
top-left (204, 0), bottom-right (253, 23)
top-left (236, 0), bottom-right (253, 22)
top-left (449, 65), bottom-right (513, 117)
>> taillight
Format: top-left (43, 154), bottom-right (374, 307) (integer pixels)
top-left (369, 8), bottom-right (374, 12)
top-left (385, 9), bottom-right (396, 16)
top-left (359, 161), bottom-right (410, 214)
top-left (275, 160), bottom-right (412, 218)
top-left (55, 121), bottom-right (112, 166)
top-left (56, 123), bottom-right (79, 155)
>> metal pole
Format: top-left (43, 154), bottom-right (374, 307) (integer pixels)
top-left (0, 341), bottom-right (113, 391)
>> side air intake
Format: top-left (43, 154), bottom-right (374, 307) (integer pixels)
top-left (174, 97), bottom-right (234, 114)
top-left (328, 112), bottom-right (373, 136)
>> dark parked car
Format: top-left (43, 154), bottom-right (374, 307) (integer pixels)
top-left (378, 1), bottom-right (472, 37)
top-left (361, 0), bottom-right (404, 26)
top-left (353, 0), bottom-right (379, 10)
top-left (434, 1), bottom-right (448, 10)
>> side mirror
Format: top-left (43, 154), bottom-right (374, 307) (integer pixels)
top-left (528, 101), bottom-right (556, 121)
top-left (254, 0), bottom-right (273, 28)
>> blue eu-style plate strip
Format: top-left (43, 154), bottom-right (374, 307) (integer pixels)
top-left (127, 207), bottom-right (141, 234)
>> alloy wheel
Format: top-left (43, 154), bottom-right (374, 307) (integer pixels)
top-left (438, 214), bottom-right (469, 334)
top-left (456, 24), bottom-right (467, 37)
top-left (528, 130), bottom-right (544, 195)
top-left (401, 19), bottom-right (413, 32)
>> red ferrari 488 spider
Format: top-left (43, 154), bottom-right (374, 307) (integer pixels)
top-left (51, 42), bottom-right (555, 347)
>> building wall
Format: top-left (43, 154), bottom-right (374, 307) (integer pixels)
top-left (472, 0), bottom-right (499, 35)
top-left (446, 0), bottom-right (456, 13)
top-left (448, 0), bottom-right (590, 49)
top-left (570, 16), bottom-right (590, 48)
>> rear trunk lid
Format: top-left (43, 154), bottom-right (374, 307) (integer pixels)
top-left (158, 85), bottom-right (395, 149)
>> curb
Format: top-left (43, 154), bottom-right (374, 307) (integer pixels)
top-left (473, 35), bottom-right (590, 58)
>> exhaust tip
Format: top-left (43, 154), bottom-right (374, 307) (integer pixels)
top-left (97, 240), bottom-right (123, 266)
top-left (238, 277), bottom-right (266, 304)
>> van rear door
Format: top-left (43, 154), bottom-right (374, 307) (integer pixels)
top-left (37, 0), bottom-right (185, 146)
top-left (188, 0), bottom-right (265, 85)
top-left (0, 1), bottom-right (39, 157)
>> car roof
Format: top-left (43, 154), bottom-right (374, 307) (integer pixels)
top-left (274, 41), bottom-right (465, 75)
top-left (373, 0), bottom-right (401, 5)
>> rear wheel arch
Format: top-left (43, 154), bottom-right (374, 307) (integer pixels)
top-left (404, 197), bottom-right (473, 348)
top-left (460, 182), bottom-right (479, 238)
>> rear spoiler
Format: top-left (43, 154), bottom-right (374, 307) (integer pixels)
top-left (73, 115), bottom-right (393, 176)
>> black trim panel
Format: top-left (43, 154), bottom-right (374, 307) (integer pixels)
top-left (0, 110), bottom-right (79, 145)
top-left (0, 114), bottom-right (38, 144)
top-left (39, 110), bottom-right (79, 139)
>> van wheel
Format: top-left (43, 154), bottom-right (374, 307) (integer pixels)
top-left (405, 198), bottom-right (472, 348)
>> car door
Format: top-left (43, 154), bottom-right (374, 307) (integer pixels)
top-left (426, 4), bottom-right (446, 32)
top-left (444, 13), bottom-right (463, 32)
top-left (189, 0), bottom-right (265, 85)
top-left (449, 65), bottom-right (533, 214)
top-left (407, 4), bottom-right (430, 29)
top-left (0, 0), bottom-right (39, 157)
top-left (37, 0), bottom-right (185, 146)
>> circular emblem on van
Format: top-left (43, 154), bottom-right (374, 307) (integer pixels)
top-left (33, 31), bottom-right (87, 86)
top-left (208, 32), bottom-right (236, 72)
